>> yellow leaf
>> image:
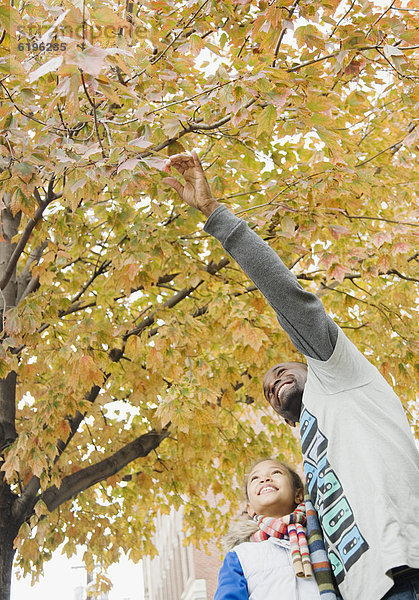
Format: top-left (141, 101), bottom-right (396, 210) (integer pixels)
top-left (256, 104), bottom-right (277, 138)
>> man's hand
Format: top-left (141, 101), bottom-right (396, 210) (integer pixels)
top-left (163, 150), bottom-right (220, 217)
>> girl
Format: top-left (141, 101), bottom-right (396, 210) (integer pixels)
top-left (214, 458), bottom-right (331, 600)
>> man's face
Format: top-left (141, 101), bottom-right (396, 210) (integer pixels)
top-left (263, 361), bottom-right (308, 426)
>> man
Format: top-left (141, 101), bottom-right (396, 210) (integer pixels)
top-left (163, 151), bottom-right (419, 600)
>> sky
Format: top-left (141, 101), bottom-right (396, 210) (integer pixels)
top-left (11, 546), bottom-right (144, 600)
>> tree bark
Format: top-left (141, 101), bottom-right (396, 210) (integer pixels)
top-left (0, 198), bottom-right (22, 600)
top-left (0, 201), bottom-right (20, 449)
top-left (41, 428), bottom-right (170, 512)
top-left (0, 479), bottom-right (18, 600)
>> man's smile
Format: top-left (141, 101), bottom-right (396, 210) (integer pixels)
top-left (275, 379), bottom-right (294, 397)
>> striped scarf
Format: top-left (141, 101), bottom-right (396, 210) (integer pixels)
top-left (251, 503), bottom-right (313, 578)
top-left (251, 495), bottom-right (340, 599)
top-left (304, 488), bottom-right (340, 599)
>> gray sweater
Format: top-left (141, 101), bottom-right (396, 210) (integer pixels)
top-left (204, 204), bottom-right (338, 360)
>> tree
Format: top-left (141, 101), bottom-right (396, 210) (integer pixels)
top-left (0, 0), bottom-right (417, 597)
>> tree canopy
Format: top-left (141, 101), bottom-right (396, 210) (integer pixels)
top-left (0, 0), bottom-right (417, 596)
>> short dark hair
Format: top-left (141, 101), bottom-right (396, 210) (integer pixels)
top-left (244, 458), bottom-right (304, 501)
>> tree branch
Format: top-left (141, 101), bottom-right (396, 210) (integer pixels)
top-left (146, 79), bottom-right (240, 116)
top-left (287, 51), bottom-right (341, 72)
top-left (322, 282), bottom-right (408, 340)
top-left (12, 253), bottom-right (227, 519)
top-left (129, 0), bottom-right (211, 82)
top-left (40, 428), bottom-right (171, 513)
top-left (55, 385), bottom-right (104, 460)
top-left (342, 211), bottom-right (418, 227)
top-left (386, 269), bottom-right (418, 283)
top-left (355, 126), bottom-right (416, 167)
top-left (12, 475), bottom-right (41, 522)
top-left (0, 189), bottom-right (59, 291)
top-left (0, 82), bottom-right (50, 129)
top-left (329, 0), bottom-right (357, 37)
top-left (16, 241), bottom-right (48, 304)
top-left (272, 0), bottom-right (301, 66)
top-left (80, 72), bottom-right (106, 158)
top-left (287, 44), bottom-right (419, 73)
top-left (11, 274), bottom-right (181, 357)
top-left (366, 0), bottom-right (396, 36)
top-left (123, 257), bottom-right (230, 339)
top-left (121, 98), bottom-right (257, 169)
top-left (17, 275), bottom-right (39, 304)
top-left (12, 383), bottom-right (104, 522)
top-left (69, 259), bottom-right (111, 306)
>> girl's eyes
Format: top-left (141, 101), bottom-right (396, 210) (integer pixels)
top-left (250, 469), bottom-right (282, 481)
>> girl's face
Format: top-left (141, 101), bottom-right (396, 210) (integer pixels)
top-left (246, 460), bottom-right (303, 519)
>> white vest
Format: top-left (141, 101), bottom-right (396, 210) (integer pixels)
top-left (234, 538), bottom-right (321, 600)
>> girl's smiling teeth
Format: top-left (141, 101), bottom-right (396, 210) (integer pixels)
top-left (259, 485), bottom-right (278, 495)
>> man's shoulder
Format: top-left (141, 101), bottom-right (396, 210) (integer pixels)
top-left (305, 327), bottom-right (380, 394)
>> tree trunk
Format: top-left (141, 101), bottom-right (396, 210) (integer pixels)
top-left (0, 195), bottom-right (22, 600)
top-left (0, 480), bottom-right (18, 600)
top-left (0, 202), bottom-right (20, 450)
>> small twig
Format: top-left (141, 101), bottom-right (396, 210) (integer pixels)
top-left (323, 282), bottom-right (407, 340)
top-left (150, 0), bottom-right (210, 65)
top-left (287, 44), bottom-right (419, 73)
top-left (0, 81), bottom-right (49, 128)
top-left (341, 323), bottom-right (368, 330)
top-left (355, 128), bottom-right (415, 167)
top-left (146, 79), bottom-right (240, 116)
top-left (80, 71), bottom-right (106, 158)
top-left (102, 120), bottom-right (112, 147)
top-left (376, 47), bottom-right (417, 81)
top-left (237, 35), bottom-right (250, 58)
top-left (272, 0), bottom-right (301, 67)
top-left (70, 260), bottom-right (111, 306)
top-left (0, 289), bottom-right (6, 331)
top-left (203, 157), bottom-right (219, 171)
top-left (288, 51), bottom-right (341, 72)
top-left (366, 0), bottom-right (396, 37)
top-left (329, 0), bottom-right (357, 38)
top-left (128, 0), bottom-right (211, 82)
top-left (56, 103), bottom-right (69, 137)
top-left (386, 269), bottom-right (418, 283)
top-left (4, 135), bottom-right (14, 167)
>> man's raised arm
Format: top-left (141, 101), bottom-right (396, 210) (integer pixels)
top-left (164, 152), bottom-right (338, 361)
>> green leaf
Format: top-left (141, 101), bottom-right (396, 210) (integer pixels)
top-left (256, 104), bottom-right (277, 138)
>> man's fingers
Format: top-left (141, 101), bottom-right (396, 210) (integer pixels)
top-left (166, 154), bottom-right (194, 174)
top-left (191, 150), bottom-right (204, 172)
top-left (167, 153), bottom-right (190, 162)
top-left (163, 177), bottom-right (184, 199)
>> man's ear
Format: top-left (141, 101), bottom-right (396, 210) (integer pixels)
top-left (246, 503), bottom-right (256, 519)
top-left (295, 488), bottom-right (304, 505)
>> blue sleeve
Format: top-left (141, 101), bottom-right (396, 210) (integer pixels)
top-left (214, 551), bottom-right (248, 600)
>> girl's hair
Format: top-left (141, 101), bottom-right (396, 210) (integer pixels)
top-left (244, 458), bottom-right (304, 501)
